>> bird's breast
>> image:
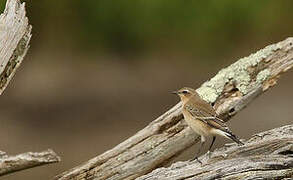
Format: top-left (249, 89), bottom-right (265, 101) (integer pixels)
top-left (182, 111), bottom-right (211, 137)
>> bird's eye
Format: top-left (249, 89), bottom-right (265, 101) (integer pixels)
top-left (182, 90), bottom-right (188, 94)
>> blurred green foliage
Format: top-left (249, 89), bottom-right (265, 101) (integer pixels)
top-left (72, 0), bottom-right (293, 54)
top-left (0, 1), bottom-right (5, 12)
top-left (74, 0), bottom-right (264, 52)
top-left (2, 0), bottom-right (293, 57)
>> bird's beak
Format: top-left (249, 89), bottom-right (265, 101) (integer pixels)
top-left (171, 91), bottom-right (178, 95)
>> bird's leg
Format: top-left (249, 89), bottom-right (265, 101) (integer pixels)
top-left (192, 136), bottom-right (205, 164)
top-left (207, 136), bottom-right (216, 158)
top-left (208, 136), bottom-right (216, 151)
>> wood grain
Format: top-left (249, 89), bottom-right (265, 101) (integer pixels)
top-left (138, 125), bottom-right (293, 180)
top-left (56, 37), bottom-right (293, 180)
top-left (0, 149), bottom-right (60, 176)
top-left (0, 0), bottom-right (60, 177)
top-left (0, 0), bottom-right (31, 94)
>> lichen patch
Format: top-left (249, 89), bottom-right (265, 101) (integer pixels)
top-left (196, 41), bottom-right (280, 102)
top-left (256, 69), bottom-right (271, 84)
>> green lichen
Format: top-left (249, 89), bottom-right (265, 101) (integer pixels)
top-left (196, 86), bottom-right (218, 103)
top-left (256, 69), bottom-right (271, 84)
top-left (196, 42), bottom-right (279, 103)
top-left (234, 71), bottom-right (251, 94)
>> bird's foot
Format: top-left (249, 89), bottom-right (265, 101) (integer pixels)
top-left (206, 150), bottom-right (212, 158)
top-left (190, 156), bottom-right (202, 165)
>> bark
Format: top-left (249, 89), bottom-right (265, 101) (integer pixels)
top-left (0, 149), bottom-right (60, 176)
top-left (0, 0), bottom-right (61, 177)
top-left (138, 125), bottom-right (293, 180)
top-left (56, 37), bottom-right (293, 180)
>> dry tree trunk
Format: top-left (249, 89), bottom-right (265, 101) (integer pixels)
top-left (138, 125), bottom-right (293, 180)
top-left (57, 37), bottom-right (293, 180)
top-left (0, 0), bottom-right (60, 176)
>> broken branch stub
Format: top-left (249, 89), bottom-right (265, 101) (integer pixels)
top-left (0, 149), bottom-right (61, 176)
top-left (0, 0), bottom-right (32, 94)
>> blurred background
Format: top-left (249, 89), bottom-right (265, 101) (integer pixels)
top-left (0, 0), bottom-right (293, 179)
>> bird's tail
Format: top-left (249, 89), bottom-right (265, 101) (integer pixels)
top-left (224, 131), bottom-right (244, 145)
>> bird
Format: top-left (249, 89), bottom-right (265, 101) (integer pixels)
top-left (172, 87), bottom-right (243, 162)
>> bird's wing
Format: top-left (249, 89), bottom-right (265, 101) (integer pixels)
top-left (184, 103), bottom-right (229, 132)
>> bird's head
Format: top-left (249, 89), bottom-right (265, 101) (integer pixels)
top-left (172, 87), bottom-right (197, 103)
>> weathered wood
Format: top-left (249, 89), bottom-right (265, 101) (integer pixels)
top-left (0, 0), bottom-right (61, 177)
top-left (0, 0), bottom-right (32, 94)
top-left (57, 37), bottom-right (293, 180)
top-left (138, 125), bottom-right (293, 180)
top-left (0, 149), bottom-right (60, 176)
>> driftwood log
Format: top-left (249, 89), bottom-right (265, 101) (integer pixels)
top-left (138, 125), bottom-right (293, 179)
top-left (0, 0), bottom-right (60, 176)
top-left (57, 37), bottom-right (293, 180)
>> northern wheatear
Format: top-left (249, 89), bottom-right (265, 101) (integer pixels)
top-left (173, 87), bottom-right (243, 162)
